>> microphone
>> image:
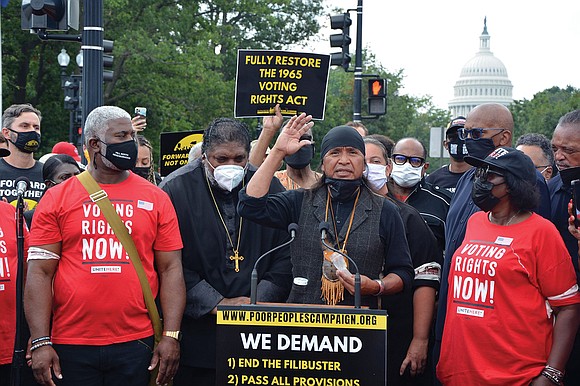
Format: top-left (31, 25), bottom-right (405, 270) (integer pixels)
top-left (15, 177), bottom-right (30, 196)
top-left (250, 223), bottom-right (299, 305)
top-left (318, 221), bottom-right (361, 309)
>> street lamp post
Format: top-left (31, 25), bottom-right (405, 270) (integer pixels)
top-left (57, 48), bottom-right (70, 87)
top-left (58, 48), bottom-right (83, 145)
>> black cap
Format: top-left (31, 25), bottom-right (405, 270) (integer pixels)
top-left (320, 125), bottom-right (365, 158)
top-left (446, 116), bottom-right (466, 135)
top-left (0, 148), bottom-right (9, 157)
top-left (465, 146), bottom-right (536, 184)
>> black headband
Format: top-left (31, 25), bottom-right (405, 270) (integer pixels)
top-left (320, 126), bottom-right (365, 159)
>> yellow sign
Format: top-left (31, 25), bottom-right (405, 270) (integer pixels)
top-left (217, 309), bottom-right (386, 330)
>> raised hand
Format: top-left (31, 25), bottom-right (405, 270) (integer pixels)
top-left (272, 113), bottom-right (314, 157)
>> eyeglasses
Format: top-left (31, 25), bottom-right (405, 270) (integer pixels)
top-left (458, 128), bottom-right (504, 140)
top-left (475, 166), bottom-right (504, 180)
top-left (392, 154), bottom-right (425, 168)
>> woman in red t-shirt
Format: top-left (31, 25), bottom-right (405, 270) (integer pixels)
top-left (437, 147), bottom-right (580, 386)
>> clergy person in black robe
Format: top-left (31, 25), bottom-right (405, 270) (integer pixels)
top-left (160, 118), bottom-right (292, 386)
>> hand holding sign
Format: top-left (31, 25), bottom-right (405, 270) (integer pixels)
top-left (272, 113), bottom-right (314, 157)
top-left (262, 104), bottom-right (284, 132)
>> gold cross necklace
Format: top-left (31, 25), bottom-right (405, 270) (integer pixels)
top-left (206, 174), bottom-right (244, 272)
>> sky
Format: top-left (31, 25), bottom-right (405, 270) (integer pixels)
top-left (294, 0), bottom-right (580, 111)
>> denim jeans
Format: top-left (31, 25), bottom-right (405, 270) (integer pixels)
top-left (53, 336), bottom-right (154, 386)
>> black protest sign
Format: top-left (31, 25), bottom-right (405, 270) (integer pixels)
top-left (216, 305), bottom-right (387, 386)
top-left (159, 130), bottom-right (203, 176)
top-left (234, 50), bottom-right (330, 120)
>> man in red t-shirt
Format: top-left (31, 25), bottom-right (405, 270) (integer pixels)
top-left (0, 200), bottom-right (36, 386)
top-left (24, 106), bottom-right (185, 386)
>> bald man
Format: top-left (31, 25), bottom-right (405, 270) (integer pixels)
top-left (432, 103), bottom-right (552, 385)
top-left (388, 137), bottom-right (450, 258)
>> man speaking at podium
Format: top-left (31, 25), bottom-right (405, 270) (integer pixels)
top-left (239, 114), bottom-right (414, 308)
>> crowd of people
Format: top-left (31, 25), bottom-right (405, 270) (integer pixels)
top-left (0, 102), bottom-right (579, 386)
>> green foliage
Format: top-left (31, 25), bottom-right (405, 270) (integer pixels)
top-left (1, 0), bottom-right (324, 160)
top-left (511, 86), bottom-right (580, 141)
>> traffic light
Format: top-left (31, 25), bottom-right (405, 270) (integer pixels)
top-left (329, 13), bottom-right (352, 71)
top-left (368, 79), bottom-right (386, 116)
top-left (63, 76), bottom-right (80, 110)
top-left (21, 0), bottom-right (79, 32)
top-left (103, 39), bottom-right (114, 82)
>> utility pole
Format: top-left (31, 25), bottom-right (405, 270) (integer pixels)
top-left (352, 0), bottom-right (363, 122)
top-left (81, 0), bottom-right (103, 157)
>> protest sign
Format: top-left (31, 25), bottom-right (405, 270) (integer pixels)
top-left (235, 50), bottom-right (330, 120)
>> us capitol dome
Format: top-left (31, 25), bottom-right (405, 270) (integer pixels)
top-left (448, 18), bottom-right (513, 117)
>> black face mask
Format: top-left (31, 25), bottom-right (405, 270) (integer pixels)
top-left (133, 166), bottom-right (151, 180)
top-left (326, 177), bottom-right (362, 201)
top-left (8, 128), bottom-right (41, 153)
top-left (559, 166), bottom-right (580, 188)
top-left (471, 177), bottom-right (506, 212)
top-left (465, 138), bottom-right (496, 160)
top-left (447, 139), bottom-right (467, 161)
top-left (285, 144), bottom-right (314, 169)
top-left (99, 139), bottom-right (138, 171)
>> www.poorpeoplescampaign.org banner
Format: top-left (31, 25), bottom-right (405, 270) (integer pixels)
top-left (216, 305), bottom-right (387, 386)
top-left (234, 50), bottom-right (331, 120)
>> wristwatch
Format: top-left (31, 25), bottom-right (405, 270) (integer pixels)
top-left (162, 330), bottom-right (182, 342)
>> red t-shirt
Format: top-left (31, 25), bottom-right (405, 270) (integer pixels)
top-left (30, 173), bottom-right (183, 345)
top-left (437, 211), bottom-right (580, 386)
top-left (0, 202), bottom-right (28, 364)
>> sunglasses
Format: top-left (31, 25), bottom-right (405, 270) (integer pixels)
top-left (458, 128), bottom-right (504, 140)
top-left (392, 154), bottom-right (425, 168)
top-left (475, 166), bottom-right (504, 180)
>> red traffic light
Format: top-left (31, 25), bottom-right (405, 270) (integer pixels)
top-left (368, 79), bottom-right (386, 97)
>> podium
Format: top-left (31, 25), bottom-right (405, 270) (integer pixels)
top-left (216, 304), bottom-right (387, 386)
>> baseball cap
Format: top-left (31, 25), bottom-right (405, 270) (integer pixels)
top-left (446, 116), bottom-right (466, 135)
top-left (52, 142), bottom-right (81, 162)
top-left (465, 146), bottom-right (536, 185)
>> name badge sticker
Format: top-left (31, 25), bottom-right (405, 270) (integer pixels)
top-left (495, 236), bottom-right (513, 246)
top-left (138, 200), bottom-right (153, 211)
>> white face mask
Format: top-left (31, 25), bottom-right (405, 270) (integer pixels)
top-left (206, 157), bottom-right (247, 192)
top-left (364, 163), bottom-right (388, 191)
top-left (391, 162), bottom-right (422, 188)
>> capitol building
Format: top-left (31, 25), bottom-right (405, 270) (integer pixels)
top-left (448, 18), bottom-right (513, 117)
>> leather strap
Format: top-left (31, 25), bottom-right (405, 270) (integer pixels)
top-left (76, 171), bottom-right (162, 344)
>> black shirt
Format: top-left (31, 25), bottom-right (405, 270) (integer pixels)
top-left (548, 174), bottom-right (580, 284)
top-left (389, 179), bottom-right (451, 257)
top-left (425, 164), bottom-right (469, 195)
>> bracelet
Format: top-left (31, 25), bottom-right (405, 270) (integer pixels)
top-left (373, 279), bottom-right (385, 296)
top-left (541, 365), bottom-right (564, 385)
top-left (31, 336), bottom-right (50, 345)
top-left (30, 341), bottom-right (53, 352)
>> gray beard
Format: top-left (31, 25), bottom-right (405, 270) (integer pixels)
top-left (99, 152), bottom-right (121, 171)
top-left (203, 161), bottom-right (220, 188)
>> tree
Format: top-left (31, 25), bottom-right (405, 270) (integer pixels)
top-left (1, 0), bottom-right (324, 156)
top-left (511, 86), bottom-right (580, 140)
